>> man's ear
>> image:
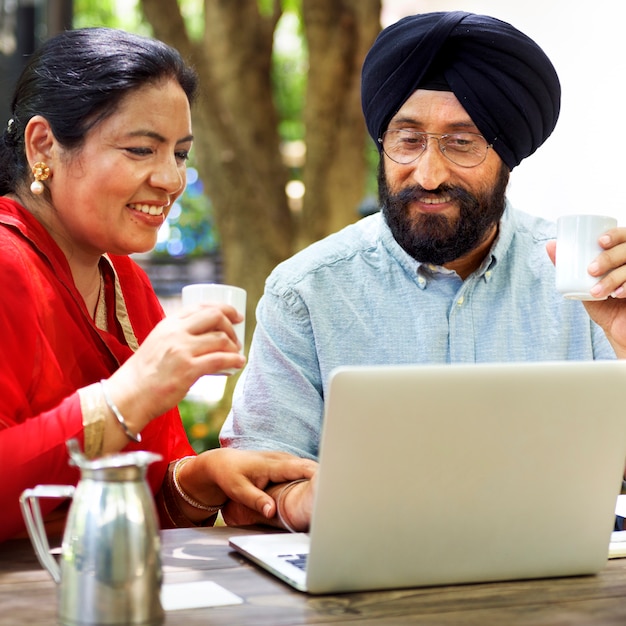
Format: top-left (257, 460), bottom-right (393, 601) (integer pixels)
top-left (23, 115), bottom-right (56, 167)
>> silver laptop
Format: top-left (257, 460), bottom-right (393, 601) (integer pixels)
top-left (229, 360), bottom-right (626, 594)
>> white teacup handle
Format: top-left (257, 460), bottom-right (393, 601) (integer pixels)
top-left (19, 484), bottom-right (75, 584)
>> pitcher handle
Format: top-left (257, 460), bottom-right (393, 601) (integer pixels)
top-left (19, 485), bottom-right (75, 584)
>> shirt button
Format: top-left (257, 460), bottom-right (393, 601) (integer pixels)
top-left (457, 296), bottom-right (465, 306)
top-left (485, 270), bottom-right (492, 280)
top-left (418, 276), bottom-right (426, 287)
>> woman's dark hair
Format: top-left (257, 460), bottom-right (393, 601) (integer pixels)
top-left (0, 27), bottom-right (198, 195)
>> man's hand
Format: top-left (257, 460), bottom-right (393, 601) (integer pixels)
top-left (547, 228), bottom-right (626, 358)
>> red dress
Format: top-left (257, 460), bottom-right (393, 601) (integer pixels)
top-left (0, 197), bottom-right (194, 542)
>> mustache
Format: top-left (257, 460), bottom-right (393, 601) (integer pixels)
top-left (389, 183), bottom-right (477, 207)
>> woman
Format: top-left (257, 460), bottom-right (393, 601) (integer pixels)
top-left (0, 27), bottom-right (315, 542)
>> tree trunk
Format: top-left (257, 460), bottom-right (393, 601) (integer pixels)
top-left (299, 0), bottom-right (381, 247)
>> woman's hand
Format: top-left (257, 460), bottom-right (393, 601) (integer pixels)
top-left (179, 449), bottom-right (318, 525)
top-left (103, 303), bottom-right (246, 442)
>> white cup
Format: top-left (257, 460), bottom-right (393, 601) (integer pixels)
top-left (555, 214), bottom-right (617, 300)
top-left (182, 283), bottom-right (247, 375)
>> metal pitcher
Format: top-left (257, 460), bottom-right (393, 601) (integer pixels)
top-left (20, 439), bottom-right (164, 626)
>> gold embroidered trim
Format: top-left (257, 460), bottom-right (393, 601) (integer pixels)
top-left (101, 254), bottom-right (139, 351)
top-left (78, 383), bottom-right (107, 459)
top-left (94, 270), bottom-right (107, 331)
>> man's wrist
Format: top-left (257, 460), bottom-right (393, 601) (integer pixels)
top-left (275, 479), bottom-right (309, 533)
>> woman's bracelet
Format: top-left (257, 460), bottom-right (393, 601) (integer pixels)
top-left (100, 379), bottom-right (141, 443)
top-left (172, 456), bottom-right (226, 513)
top-left (276, 478), bottom-right (309, 533)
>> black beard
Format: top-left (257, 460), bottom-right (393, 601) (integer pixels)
top-left (379, 161), bottom-right (510, 266)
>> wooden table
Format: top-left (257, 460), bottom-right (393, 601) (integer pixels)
top-left (3, 526), bottom-right (626, 625)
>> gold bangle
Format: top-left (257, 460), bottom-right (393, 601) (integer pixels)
top-left (276, 478), bottom-right (308, 533)
top-left (172, 456), bottom-right (226, 513)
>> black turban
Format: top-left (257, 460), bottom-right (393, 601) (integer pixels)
top-left (361, 11), bottom-right (561, 169)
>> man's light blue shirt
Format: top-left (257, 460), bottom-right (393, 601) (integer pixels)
top-left (221, 204), bottom-right (614, 459)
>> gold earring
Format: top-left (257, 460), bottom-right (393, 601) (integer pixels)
top-left (30, 162), bottom-right (50, 195)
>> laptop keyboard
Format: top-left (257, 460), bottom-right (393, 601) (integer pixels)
top-left (280, 553), bottom-right (308, 571)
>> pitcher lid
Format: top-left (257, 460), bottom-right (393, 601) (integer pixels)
top-left (66, 439), bottom-right (162, 470)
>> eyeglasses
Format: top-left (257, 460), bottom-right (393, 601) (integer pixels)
top-left (378, 130), bottom-right (492, 168)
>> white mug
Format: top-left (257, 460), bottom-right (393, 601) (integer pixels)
top-left (555, 214), bottom-right (617, 300)
top-left (182, 283), bottom-right (247, 375)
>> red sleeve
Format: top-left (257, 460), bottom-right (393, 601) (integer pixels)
top-left (0, 394), bottom-right (84, 542)
top-left (0, 393), bottom-right (195, 542)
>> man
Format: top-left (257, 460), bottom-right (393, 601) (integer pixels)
top-left (220, 12), bottom-right (626, 531)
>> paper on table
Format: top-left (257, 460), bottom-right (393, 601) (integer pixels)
top-left (615, 494), bottom-right (626, 518)
top-left (609, 495), bottom-right (626, 559)
top-left (161, 580), bottom-right (243, 611)
top-left (609, 533), bottom-right (626, 559)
